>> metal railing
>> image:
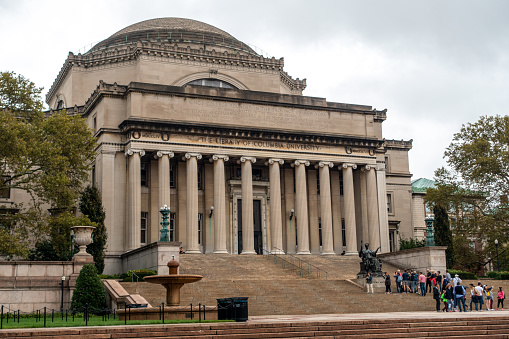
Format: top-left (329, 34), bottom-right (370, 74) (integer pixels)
top-left (261, 248), bottom-right (327, 279)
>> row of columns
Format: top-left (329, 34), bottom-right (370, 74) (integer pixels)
top-left (125, 148), bottom-right (382, 255)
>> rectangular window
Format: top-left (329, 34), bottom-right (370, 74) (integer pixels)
top-left (339, 171), bottom-right (344, 196)
top-left (198, 166), bottom-right (204, 190)
top-left (141, 212), bottom-right (148, 244)
top-left (93, 116), bottom-right (97, 131)
top-left (342, 218), bottom-right (346, 247)
top-left (316, 170), bottom-right (320, 194)
top-left (252, 168), bottom-right (262, 180)
top-left (170, 163), bottom-right (176, 189)
top-left (0, 176), bottom-right (10, 199)
top-left (169, 212), bottom-right (176, 242)
top-left (198, 213), bottom-right (203, 245)
top-left (318, 217), bottom-right (322, 246)
top-left (387, 193), bottom-right (393, 214)
top-left (385, 156), bottom-right (390, 172)
top-left (141, 163), bottom-right (148, 187)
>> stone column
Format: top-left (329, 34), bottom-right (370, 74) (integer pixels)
top-left (184, 153), bottom-right (202, 254)
top-left (155, 151), bottom-right (174, 209)
top-left (342, 163), bottom-right (358, 255)
top-left (211, 155), bottom-right (229, 254)
top-left (125, 148), bottom-right (145, 250)
top-left (376, 165), bottom-right (390, 253)
top-left (293, 160), bottom-right (310, 255)
top-left (317, 161), bottom-right (335, 255)
top-left (240, 156), bottom-right (257, 254)
top-left (365, 165), bottom-right (381, 249)
top-left (268, 158), bottom-right (284, 253)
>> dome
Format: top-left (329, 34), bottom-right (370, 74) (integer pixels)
top-left (88, 17), bottom-right (257, 55)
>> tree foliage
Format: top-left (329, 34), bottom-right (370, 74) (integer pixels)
top-left (426, 115), bottom-right (509, 271)
top-left (71, 264), bottom-right (107, 314)
top-left (79, 186), bottom-right (107, 274)
top-left (0, 71), bottom-right (96, 258)
top-left (433, 204), bottom-right (455, 268)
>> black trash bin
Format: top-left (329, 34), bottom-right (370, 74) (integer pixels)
top-left (217, 297), bottom-right (249, 321)
top-left (216, 298), bottom-right (234, 320)
top-left (232, 297), bottom-right (248, 322)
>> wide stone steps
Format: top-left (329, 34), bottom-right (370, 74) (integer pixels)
top-left (122, 253), bottom-right (433, 315)
top-left (2, 316), bottom-right (509, 338)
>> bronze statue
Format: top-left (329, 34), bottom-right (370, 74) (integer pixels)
top-left (359, 243), bottom-right (382, 274)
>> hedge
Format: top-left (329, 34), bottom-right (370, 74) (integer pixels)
top-left (448, 269), bottom-right (477, 280)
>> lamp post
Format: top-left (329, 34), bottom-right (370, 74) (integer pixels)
top-left (159, 205), bottom-right (170, 242)
top-left (495, 239), bottom-right (500, 272)
top-left (61, 276), bottom-right (65, 312)
top-left (425, 215), bottom-right (435, 247)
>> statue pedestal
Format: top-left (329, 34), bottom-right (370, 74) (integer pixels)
top-left (355, 276), bottom-right (386, 293)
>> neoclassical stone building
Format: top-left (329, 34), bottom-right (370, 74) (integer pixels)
top-left (43, 18), bottom-right (415, 272)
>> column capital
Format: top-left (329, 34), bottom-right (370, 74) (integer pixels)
top-left (125, 149), bottom-right (145, 157)
top-left (210, 154), bottom-right (229, 162)
top-left (155, 151), bottom-right (175, 159)
top-left (341, 163), bottom-right (357, 170)
top-left (183, 153), bottom-right (202, 161)
top-left (267, 158), bottom-right (284, 165)
top-left (316, 161), bottom-right (334, 169)
top-left (292, 160), bottom-right (310, 167)
top-left (238, 156), bottom-right (256, 164)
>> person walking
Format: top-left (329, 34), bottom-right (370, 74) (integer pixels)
top-left (426, 269), bottom-right (432, 293)
top-left (469, 284), bottom-right (478, 311)
top-left (452, 274), bottom-right (462, 287)
top-left (366, 272), bottom-right (374, 294)
top-left (441, 289), bottom-right (449, 312)
top-left (436, 271), bottom-right (443, 291)
top-left (445, 283), bottom-right (454, 312)
top-left (497, 287), bottom-right (505, 310)
top-left (384, 272), bottom-right (392, 294)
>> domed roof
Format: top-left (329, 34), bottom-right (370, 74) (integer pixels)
top-left (89, 17), bottom-right (256, 55)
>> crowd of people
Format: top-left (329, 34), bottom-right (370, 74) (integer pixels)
top-left (374, 269), bottom-right (506, 312)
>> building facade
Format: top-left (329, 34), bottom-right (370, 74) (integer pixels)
top-left (42, 18), bottom-right (414, 273)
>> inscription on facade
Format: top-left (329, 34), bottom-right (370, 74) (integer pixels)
top-left (198, 136), bottom-right (321, 151)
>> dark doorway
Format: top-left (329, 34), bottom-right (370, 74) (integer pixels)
top-left (237, 199), bottom-right (263, 254)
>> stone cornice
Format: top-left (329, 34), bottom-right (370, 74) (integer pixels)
top-left (385, 139), bottom-right (413, 150)
top-left (118, 118), bottom-right (383, 150)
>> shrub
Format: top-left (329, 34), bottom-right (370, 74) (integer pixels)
top-left (71, 264), bottom-right (107, 314)
top-left (487, 271), bottom-right (501, 279)
top-left (123, 268), bottom-right (157, 282)
top-left (501, 272), bottom-right (509, 280)
top-left (399, 238), bottom-right (426, 250)
top-left (449, 269), bottom-right (477, 280)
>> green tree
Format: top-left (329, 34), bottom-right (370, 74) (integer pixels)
top-left (426, 115), bottom-right (509, 271)
top-left (71, 264), bottom-right (107, 314)
top-left (0, 71), bottom-right (96, 257)
top-left (433, 204), bottom-right (455, 268)
top-left (79, 186), bottom-right (107, 274)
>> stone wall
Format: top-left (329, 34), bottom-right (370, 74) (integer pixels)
top-left (378, 246), bottom-right (447, 275)
top-left (120, 241), bottom-right (181, 275)
top-left (0, 261), bottom-right (85, 313)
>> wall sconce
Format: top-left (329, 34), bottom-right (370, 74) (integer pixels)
top-left (289, 209), bottom-right (294, 221)
top-left (209, 206), bottom-right (214, 218)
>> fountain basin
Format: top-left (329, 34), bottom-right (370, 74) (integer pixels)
top-left (144, 274), bottom-right (203, 306)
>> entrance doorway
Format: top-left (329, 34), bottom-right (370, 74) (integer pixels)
top-left (237, 199), bottom-right (263, 254)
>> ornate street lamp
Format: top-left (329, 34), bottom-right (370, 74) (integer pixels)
top-left (159, 205), bottom-right (171, 242)
top-left (495, 239), bottom-right (500, 272)
top-left (425, 215), bottom-right (435, 246)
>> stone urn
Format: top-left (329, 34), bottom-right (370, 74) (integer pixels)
top-left (71, 225), bottom-right (96, 264)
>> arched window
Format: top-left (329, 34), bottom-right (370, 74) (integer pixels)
top-left (186, 78), bottom-right (237, 89)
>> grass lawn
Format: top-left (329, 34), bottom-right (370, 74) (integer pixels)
top-left (0, 313), bottom-right (229, 329)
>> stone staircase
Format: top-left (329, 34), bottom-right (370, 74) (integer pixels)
top-left (121, 254), bottom-right (433, 316)
top-left (3, 315), bottom-right (509, 338)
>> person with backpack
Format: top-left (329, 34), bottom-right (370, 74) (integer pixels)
top-left (454, 283), bottom-right (467, 312)
top-left (445, 283), bottom-right (454, 312)
top-left (469, 283), bottom-right (479, 311)
top-left (486, 286), bottom-right (494, 311)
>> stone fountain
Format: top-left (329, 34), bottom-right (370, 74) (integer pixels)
top-left (143, 256), bottom-right (203, 306)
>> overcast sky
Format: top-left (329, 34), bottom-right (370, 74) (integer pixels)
top-left (1, 0), bottom-right (508, 180)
